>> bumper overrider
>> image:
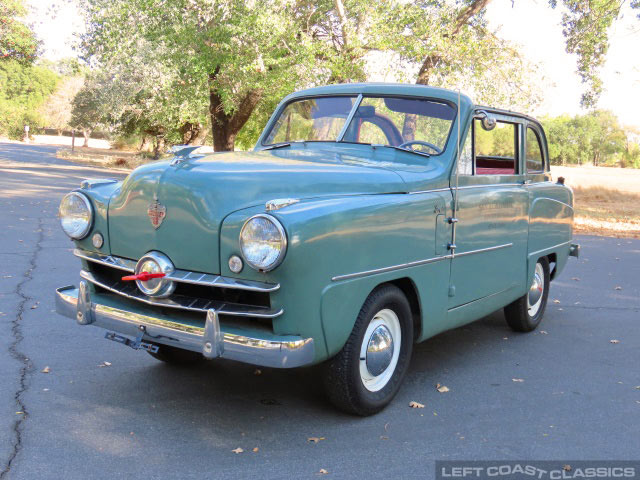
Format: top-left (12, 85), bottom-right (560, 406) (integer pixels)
top-left (55, 281), bottom-right (315, 368)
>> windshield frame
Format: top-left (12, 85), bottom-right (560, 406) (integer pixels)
top-left (260, 93), bottom-right (458, 157)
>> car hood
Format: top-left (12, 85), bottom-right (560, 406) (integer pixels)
top-left (107, 149), bottom-right (408, 273)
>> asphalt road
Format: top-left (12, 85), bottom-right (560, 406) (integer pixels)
top-left (0, 143), bottom-right (638, 480)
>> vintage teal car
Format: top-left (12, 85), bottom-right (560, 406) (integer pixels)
top-left (55, 83), bottom-right (579, 415)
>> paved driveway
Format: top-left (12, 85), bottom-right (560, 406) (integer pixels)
top-left (1, 143), bottom-right (638, 479)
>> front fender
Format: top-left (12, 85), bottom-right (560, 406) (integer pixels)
top-left (220, 191), bottom-right (449, 362)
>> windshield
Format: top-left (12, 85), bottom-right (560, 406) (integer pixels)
top-left (263, 95), bottom-right (456, 155)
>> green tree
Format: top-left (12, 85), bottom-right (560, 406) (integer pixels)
top-left (0, 59), bottom-right (58, 138)
top-left (0, 0), bottom-right (40, 63)
top-left (542, 110), bottom-right (633, 167)
top-left (552, 0), bottom-right (640, 108)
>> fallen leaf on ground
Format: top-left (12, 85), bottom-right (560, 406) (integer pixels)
top-left (512, 378), bottom-right (524, 383)
top-left (16, 412), bottom-right (23, 415)
top-left (318, 469), bottom-right (329, 475)
top-left (307, 437), bottom-right (325, 443)
top-left (253, 369), bottom-right (262, 376)
top-left (30, 302), bottom-right (39, 309)
top-left (41, 366), bottom-right (50, 373)
top-left (231, 447), bottom-right (243, 454)
top-left (252, 447), bottom-right (259, 452)
top-left (380, 435), bottom-right (389, 440)
top-left (436, 384), bottom-right (449, 393)
top-left (614, 286), bottom-right (622, 290)
top-left (98, 361), bottom-right (112, 367)
top-left (563, 465), bottom-right (572, 472)
top-left (540, 330), bottom-right (548, 334)
top-left (553, 299), bottom-right (560, 304)
top-left (409, 401), bottom-right (425, 408)
top-left (571, 277), bottom-right (580, 281)
top-left (610, 340), bottom-right (620, 344)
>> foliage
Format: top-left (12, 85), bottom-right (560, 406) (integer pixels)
top-left (542, 110), bottom-right (638, 167)
top-left (551, 0), bottom-right (640, 108)
top-left (0, 0), bottom-right (40, 62)
top-left (0, 59), bottom-right (58, 138)
top-left (384, 0), bottom-right (543, 111)
top-left (78, 0), bottom-right (545, 151)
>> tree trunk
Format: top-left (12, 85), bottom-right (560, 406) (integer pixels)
top-left (82, 130), bottom-right (91, 147)
top-left (153, 136), bottom-right (165, 160)
top-left (139, 135), bottom-right (151, 152)
top-left (191, 125), bottom-right (208, 146)
top-left (209, 69), bottom-right (263, 151)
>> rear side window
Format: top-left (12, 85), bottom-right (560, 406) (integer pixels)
top-left (474, 120), bottom-right (518, 175)
top-left (526, 127), bottom-right (544, 172)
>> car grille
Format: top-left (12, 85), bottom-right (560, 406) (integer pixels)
top-left (75, 249), bottom-right (282, 320)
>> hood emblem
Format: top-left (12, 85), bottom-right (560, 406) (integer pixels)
top-left (147, 198), bottom-right (166, 229)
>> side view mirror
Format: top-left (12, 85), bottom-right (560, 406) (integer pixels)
top-left (475, 110), bottom-right (497, 131)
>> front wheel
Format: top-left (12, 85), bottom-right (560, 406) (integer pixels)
top-left (322, 284), bottom-right (413, 416)
top-left (504, 257), bottom-right (550, 332)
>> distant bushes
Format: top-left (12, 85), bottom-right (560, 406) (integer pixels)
top-left (542, 111), bottom-right (640, 168)
top-left (0, 59), bottom-right (59, 139)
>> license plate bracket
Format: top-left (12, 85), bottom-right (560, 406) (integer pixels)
top-left (104, 325), bottom-right (159, 353)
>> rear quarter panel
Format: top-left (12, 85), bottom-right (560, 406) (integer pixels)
top-left (527, 179), bottom-right (574, 282)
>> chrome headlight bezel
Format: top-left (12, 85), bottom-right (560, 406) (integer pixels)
top-left (239, 214), bottom-right (288, 272)
top-left (59, 191), bottom-right (94, 240)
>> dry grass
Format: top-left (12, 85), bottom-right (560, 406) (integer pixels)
top-left (551, 166), bottom-right (640, 238)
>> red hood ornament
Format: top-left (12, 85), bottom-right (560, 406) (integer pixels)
top-left (147, 196), bottom-right (166, 229)
top-left (122, 272), bottom-right (166, 282)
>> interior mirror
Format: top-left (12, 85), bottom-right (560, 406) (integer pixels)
top-left (476, 110), bottom-right (497, 131)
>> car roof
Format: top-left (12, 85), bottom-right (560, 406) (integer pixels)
top-left (285, 83), bottom-right (474, 106)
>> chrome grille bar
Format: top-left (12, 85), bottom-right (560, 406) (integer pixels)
top-left (80, 270), bottom-right (283, 319)
top-left (74, 249), bottom-right (280, 293)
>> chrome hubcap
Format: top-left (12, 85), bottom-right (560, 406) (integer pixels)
top-left (366, 325), bottom-right (394, 377)
top-left (527, 262), bottom-right (544, 316)
top-left (359, 309), bottom-right (401, 392)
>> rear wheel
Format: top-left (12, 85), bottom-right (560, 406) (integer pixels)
top-left (504, 257), bottom-right (550, 332)
top-left (322, 284), bottom-right (413, 416)
top-left (147, 344), bottom-right (204, 365)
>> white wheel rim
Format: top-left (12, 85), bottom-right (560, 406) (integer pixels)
top-left (359, 309), bottom-right (401, 392)
top-left (527, 262), bottom-right (545, 317)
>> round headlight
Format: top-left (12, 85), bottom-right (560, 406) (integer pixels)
top-left (239, 214), bottom-right (287, 271)
top-left (59, 192), bottom-right (93, 239)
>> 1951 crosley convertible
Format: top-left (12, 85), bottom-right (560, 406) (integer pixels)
top-left (55, 83), bottom-right (579, 415)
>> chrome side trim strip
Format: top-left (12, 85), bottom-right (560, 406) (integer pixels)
top-left (455, 183), bottom-right (522, 189)
top-left (331, 256), bottom-right (448, 282)
top-left (331, 243), bottom-right (514, 282)
top-left (55, 285), bottom-right (314, 368)
top-left (408, 187), bottom-right (451, 195)
top-left (80, 270), bottom-right (283, 319)
top-left (528, 240), bottom-right (572, 259)
top-left (74, 249), bottom-right (280, 293)
top-left (454, 243), bottom-right (513, 257)
top-left (409, 183), bottom-right (537, 195)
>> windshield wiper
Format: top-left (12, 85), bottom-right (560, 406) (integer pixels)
top-left (262, 142), bottom-right (291, 151)
top-left (372, 144), bottom-right (431, 158)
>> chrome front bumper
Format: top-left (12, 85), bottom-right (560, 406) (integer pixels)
top-left (55, 282), bottom-right (314, 368)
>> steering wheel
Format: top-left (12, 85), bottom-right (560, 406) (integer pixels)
top-left (397, 140), bottom-right (442, 155)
